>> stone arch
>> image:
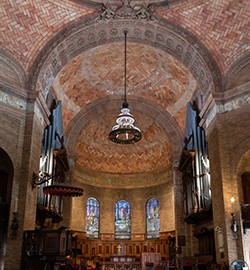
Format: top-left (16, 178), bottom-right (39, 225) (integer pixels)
top-left (0, 139), bottom-right (22, 170)
top-left (0, 147), bottom-right (14, 196)
top-left (235, 147), bottom-right (250, 262)
top-left (64, 95), bottom-right (182, 188)
top-left (233, 137), bottom-right (250, 177)
top-left (28, 16), bottom-right (221, 104)
top-left (0, 148), bottom-right (14, 269)
top-left (232, 141), bottom-right (250, 212)
top-left (0, 49), bottom-right (27, 88)
top-left (65, 95), bottom-right (183, 161)
top-left (236, 148), bottom-right (250, 187)
top-left (223, 52), bottom-right (250, 91)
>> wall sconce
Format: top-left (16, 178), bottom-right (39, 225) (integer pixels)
top-left (32, 171), bottom-right (52, 189)
top-left (11, 197), bottom-right (19, 240)
top-left (230, 197), bottom-right (238, 240)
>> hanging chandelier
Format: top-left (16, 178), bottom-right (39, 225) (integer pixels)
top-left (108, 30), bottom-right (142, 144)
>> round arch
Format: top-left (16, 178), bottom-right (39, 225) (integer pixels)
top-left (0, 49), bottom-right (27, 88)
top-left (28, 16), bottom-right (221, 101)
top-left (0, 147), bottom-right (14, 269)
top-left (65, 95), bottom-right (183, 158)
top-left (223, 52), bottom-right (250, 91)
top-left (0, 148), bottom-right (14, 198)
top-left (64, 95), bottom-right (182, 188)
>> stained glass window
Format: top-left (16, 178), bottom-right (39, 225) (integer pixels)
top-left (115, 200), bottom-right (131, 240)
top-left (86, 197), bottom-right (99, 239)
top-left (146, 198), bottom-right (160, 239)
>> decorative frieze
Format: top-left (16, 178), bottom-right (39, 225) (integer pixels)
top-left (0, 88), bottom-right (27, 111)
top-left (96, 0), bottom-right (155, 21)
top-left (201, 88), bottom-right (250, 129)
top-left (30, 15), bottom-right (220, 105)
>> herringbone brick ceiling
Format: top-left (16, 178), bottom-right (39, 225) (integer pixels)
top-left (56, 42), bottom-right (195, 175)
top-left (1, 0), bottom-right (249, 185)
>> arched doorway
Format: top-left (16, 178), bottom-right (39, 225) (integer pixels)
top-left (0, 148), bottom-right (14, 270)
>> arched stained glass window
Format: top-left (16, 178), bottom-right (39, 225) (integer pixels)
top-left (86, 197), bottom-right (99, 239)
top-left (115, 200), bottom-right (131, 240)
top-left (146, 198), bottom-right (160, 239)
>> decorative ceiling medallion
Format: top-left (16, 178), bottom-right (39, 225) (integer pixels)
top-left (96, 0), bottom-right (155, 21)
top-left (72, 0), bottom-right (172, 9)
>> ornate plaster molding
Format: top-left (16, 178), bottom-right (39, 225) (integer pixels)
top-left (200, 83), bottom-right (250, 129)
top-left (29, 14), bottom-right (221, 105)
top-left (72, 0), bottom-right (176, 9)
top-left (96, 0), bottom-right (155, 21)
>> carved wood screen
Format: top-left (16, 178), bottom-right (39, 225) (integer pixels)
top-left (194, 228), bottom-right (215, 257)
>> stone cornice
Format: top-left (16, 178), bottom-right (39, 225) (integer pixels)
top-left (74, 165), bottom-right (173, 188)
top-left (0, 83), bottom-right (28, 112)
top-left (199, 82), bottom-right (250, 130)
top-left (0, 82), bottom-right (51, 127)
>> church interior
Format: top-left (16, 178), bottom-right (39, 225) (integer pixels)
top-left (0, 0), bottom-right (250, 269)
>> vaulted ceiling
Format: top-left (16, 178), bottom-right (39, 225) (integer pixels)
top-left (1, 0), bottom-right (249, 187)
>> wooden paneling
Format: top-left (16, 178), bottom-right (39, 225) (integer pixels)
top-left (75, 238), bottom-right (170, 261)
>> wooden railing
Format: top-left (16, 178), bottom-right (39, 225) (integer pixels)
top-left (73, 237), bottom-right (170, 262)
top-left (23, 229), bottom-right (72, 256)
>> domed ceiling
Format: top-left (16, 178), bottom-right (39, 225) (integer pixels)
top-left (53, 41), bottom-right (197, 187)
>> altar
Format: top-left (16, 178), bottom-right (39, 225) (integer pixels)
top-left (99, 253), bottom-right (161, 270)
top-left (110, 255), bottom-right (136, 262)
top-left (141, 253), bottom-right (161, 270)
top-left (100, 256), bottom-right (140, 270)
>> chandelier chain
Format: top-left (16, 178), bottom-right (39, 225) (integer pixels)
top-left (124, 29), bottom-right (127, 106)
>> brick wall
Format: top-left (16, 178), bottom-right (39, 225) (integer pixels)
top-left (69, 181), bottom-right (175, 236)
top-left (207, 103), bottom-right (250, 264)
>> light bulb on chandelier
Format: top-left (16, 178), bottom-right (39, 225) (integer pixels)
top-left (108, 30), bottom-right (142, 144)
